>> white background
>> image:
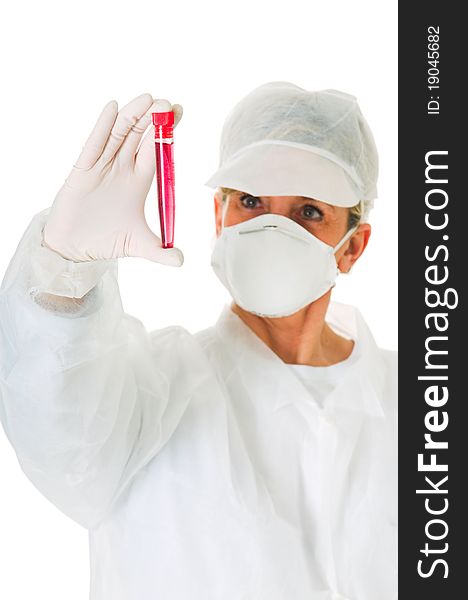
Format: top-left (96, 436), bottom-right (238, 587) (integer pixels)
top-left (0, 0), bottom-right (397, 597)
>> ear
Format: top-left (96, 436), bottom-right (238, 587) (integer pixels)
top-left (214, 191), bottom-right (224, 238)
top-left (336, 223), bottom-right (371, 273)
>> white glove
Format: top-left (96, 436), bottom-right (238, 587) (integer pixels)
top-left (43, 93), bottom-right (184, 267)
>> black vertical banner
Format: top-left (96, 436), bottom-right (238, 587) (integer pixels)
top-left (399, 3), bottom-right (466, 598)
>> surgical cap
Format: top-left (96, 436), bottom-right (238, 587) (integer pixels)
top-left (204, 81), bottom-right (379, 221)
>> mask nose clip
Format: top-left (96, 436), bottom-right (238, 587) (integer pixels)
top-left (239, 223), bottom-right (308, 244)
top-left (239, 224), bottom-right (277, 235)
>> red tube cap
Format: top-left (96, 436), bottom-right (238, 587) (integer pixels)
top-left (152, 111), bottom-right (175, 127)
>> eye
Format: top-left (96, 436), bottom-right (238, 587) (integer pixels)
top-left (239, 194), bottom-right (261, 209)
top-left (301, 204), bottom-right (323, 220)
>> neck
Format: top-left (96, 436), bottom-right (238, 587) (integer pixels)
top-left (230, 293), bottom-right (354, 366)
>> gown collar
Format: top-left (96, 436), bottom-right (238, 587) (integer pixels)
top-left (212, 301), bottom-right (387, 419)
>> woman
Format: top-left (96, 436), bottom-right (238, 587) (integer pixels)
top-left (0, 82), bottom-right (397, 600)
top-left (212, 186), bottom-right (368, 367)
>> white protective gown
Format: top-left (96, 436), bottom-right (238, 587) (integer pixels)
top-left (0, 208), bottom-right (397, 600)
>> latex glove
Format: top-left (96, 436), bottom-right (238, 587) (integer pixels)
top-left (43, 93), bottom-right (184, 266)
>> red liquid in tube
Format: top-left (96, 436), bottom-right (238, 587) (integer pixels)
top-left (152, 111), bottom-right (175, 249)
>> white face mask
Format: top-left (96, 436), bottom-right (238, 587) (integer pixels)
top-left (211, 212), bottom-right (357, 318)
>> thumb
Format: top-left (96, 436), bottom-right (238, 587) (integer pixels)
top-left (130, 223), bottom-right (184, 266)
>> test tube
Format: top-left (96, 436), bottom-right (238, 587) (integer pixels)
top-left (152, 111), bottom-right (175, 249)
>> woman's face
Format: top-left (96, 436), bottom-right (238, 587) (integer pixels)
top-left (214, 190), bottom-right (371, 273)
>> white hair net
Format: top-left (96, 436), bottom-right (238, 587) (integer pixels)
top-left (204, 81), bottom-right (379, 221)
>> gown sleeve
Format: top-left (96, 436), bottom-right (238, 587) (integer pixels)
top-left (0, 207), bottom-right (197, 529)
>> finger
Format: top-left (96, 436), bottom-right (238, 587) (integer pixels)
top-left (119, 98), bottom-right (171, 164)
top-left (133, 126), bottom-right (155, 181)
top-left (99, 93), bottom-right (154, 164)
top-left (73, 100), bottom-right (118, 170)
top-left (172, 103), bottom-right (183, 128)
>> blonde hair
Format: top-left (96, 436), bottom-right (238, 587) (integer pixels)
top-left (218, 187), bottom-right (363, 230)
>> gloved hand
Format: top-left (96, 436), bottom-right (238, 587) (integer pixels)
top-left (42, 93), bottom-right (184, 266)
